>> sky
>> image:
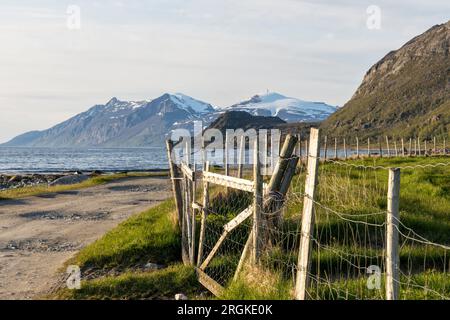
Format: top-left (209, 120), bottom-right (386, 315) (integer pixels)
top-left (0, 0), bottom-right (449, 143)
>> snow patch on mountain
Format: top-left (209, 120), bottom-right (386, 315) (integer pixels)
top-left (224, 92), bottom-right (337, 122)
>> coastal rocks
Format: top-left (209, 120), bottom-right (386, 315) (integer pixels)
top-left (0, 174), bottom-right (61, 191)
top-left (48, 174), bottom-right (90, 186)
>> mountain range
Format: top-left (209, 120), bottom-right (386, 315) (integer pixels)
top-left (3, 93), bottom-right (337, 147)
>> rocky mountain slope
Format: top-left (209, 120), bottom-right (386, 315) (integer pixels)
top-left (3, 94), bottom-right (216, 148)
top-left (321, 21), bottom-right (450, 139)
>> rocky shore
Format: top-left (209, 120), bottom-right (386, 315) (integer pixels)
top-left (0, 172), bottom-right (99, 191)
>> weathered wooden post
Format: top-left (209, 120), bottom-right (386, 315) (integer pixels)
top-left (305, 139), bottom-right (309, 160)
top-left (401, 138), bottom-right (405, 157)
top-left (444, 138), bottom-right (447, 155)
top-left (409, 138), bottom-right (412, 157)
top-left (334, 137), bottom-right (338, 159)
top-left (295, 128), bottom-right (320, 300)
top-left (323, 135), bottom-right (328, 160)
top-left (237, 135), bottom-right (245, 179)
top-left (368, 137), bottom-right (371, 158)
top-left (252, 138), bottom-right (263, 264)
top-left (356, 136), bottom-right (359, 158)
top-left (418, 138), bottom-right (421, 156)
top-left (424, 139), bottom-right (427, 156)
top-left (379, 139), bottom-right (383, 158)
top-left (386, 136), bottom-right (390, 157)
top-left (394, 140), bottom-right (398, 157)
top-left (197, 161), bottom-right (210, 266)
top-left (434, 136), bottom-right (436, 155)
top-left (261, 130), bottom-right (268, 175)
top-left (166, 140), bottom-right (184, 228)
top-left (224, 131), bottom-right (230, 177)
top-left (344, 138), bottom-right (348, 160)
top-left (414, 138), bottom-right (417, 156)
top-left (386, 168), bottom-right (401, 300)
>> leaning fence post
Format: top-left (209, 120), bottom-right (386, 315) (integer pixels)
top-left (386, 168), bottom-right (401, 300)
top-left (295, 128), bottom-right (320, 300)
top-left (197, 161), bottom-right (210, 266)
top-left (252, 138), bottom-right (263, 264)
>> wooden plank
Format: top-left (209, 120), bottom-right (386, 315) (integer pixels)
top-left (181, 162), bottom-right (195, 181)
top-left (233, 230), bottom-right (253, 281)
top-left (295, 128), bottom-right (320, 300)
top-left (223, 206), bottom-right (252, 233)
top-left (203, 171), bottom-right (254, 192)
top-left (196, 268), bottom-right (224, 297)
top-left (386, 168), bottom-right (400, 300)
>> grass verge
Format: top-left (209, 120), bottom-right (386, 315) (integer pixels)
top-left (0, 171), bottom-right (168, 200)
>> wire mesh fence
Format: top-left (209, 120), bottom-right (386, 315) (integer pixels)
top-left (167, 131), bottom-right (450, 300)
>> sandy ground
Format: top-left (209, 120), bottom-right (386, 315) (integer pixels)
top-left (0, 176), bottom-right (171, 300)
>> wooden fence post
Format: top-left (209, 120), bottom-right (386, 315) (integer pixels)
top-left (323, 135), bottom-right (328, 161)
top-left (261, 130), bottom-right (268, 175)
top-left (386, 136), bottom-right (390, 157)
top-left (334, 137), bottom-right (338, 159)
top-left (379, 139), bottom-right (383, 158)
top-left (409, 138), bottom-right (412, 157)
top-left (424, 139), bottom-right (427, 156)
top-left (166, 140), bottom-right (184, 229)
top-left (224, 131), bottom-right (230, 177)
top-left (238, 135), bottom-right (245, 179)
top-left (368, 137), bottom-right (371, 157)
top-left (356, 137), bottom-right (359, 158)
top-left (434, 136), bottom-right (436, 155)
top-left (298, 134), bottom-right (302, 159)
top-left (401, 138), bottom-right (405, 157)
top-left (252, 138), bottom-right (263, 264)
top-left (418, 138), bottom-right (421, 156)
top-left (344, 138), bottom-right (348, 160)
top-left (414, 138), bottom-right (417, 156)
top-left (386, 168), bottom-right (401, 300)
top-left (394, 140), bottom-right (398, 157)
top-left (197, 162), bottom-right (210, 266)
top-left (294, 128), bottom-right (320, 300)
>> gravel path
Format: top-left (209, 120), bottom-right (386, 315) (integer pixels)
top-left (0, 176), bottom-right (171, 299)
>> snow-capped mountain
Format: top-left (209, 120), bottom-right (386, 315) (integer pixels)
top-left (223, 92), bottom-right (337, 122)
top-left (3, 93), bottom-right (216, 148)
top-left (3, 92), bottom-right (337, 148)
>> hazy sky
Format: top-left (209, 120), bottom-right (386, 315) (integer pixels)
top-left (0, 0), bottom-right (449, 143)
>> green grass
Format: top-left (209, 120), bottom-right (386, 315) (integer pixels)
top-left (49, 198), bottom-right (203, 300)
top-left (0, 171), bottom-right (168, 201)
top-left (52, 264), bottom-right (199, 300)
top-left (49, 156), bottom-right (449, 300)
top-left (68, 199), bottom-right (181, 270)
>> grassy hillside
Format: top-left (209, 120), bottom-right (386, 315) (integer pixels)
top-left (321, 21), bottom-right (450, 140)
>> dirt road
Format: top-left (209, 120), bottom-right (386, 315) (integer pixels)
top-left (0, 176), bottom-right (171, 299)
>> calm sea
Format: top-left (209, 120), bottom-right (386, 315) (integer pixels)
top-left (0, 147), bottom-right (169, 174)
